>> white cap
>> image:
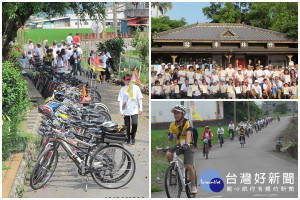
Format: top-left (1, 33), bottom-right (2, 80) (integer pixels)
top-left (161, 63), bottom-right (165, 65)
top-left (255, 80), bottom-right (259, 83)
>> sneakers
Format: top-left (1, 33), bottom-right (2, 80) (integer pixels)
top-left (131, 139), bottom-right (135, 145)
top-left (191, 185), bottom-right (198, 194)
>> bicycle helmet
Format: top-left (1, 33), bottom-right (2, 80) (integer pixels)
top-left (218, 124), bottom-right (222, 127)
top-left (38, 105), bottom-right (54, 120)
top-left (54, 91), bottom-right (65, 102)
top-left (171, 105), bottom-right (186, 114)
top-left (102, 121), bottom-right (118, 132)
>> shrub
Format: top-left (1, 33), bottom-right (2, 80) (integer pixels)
top-left (2, 61), bottom-right (30, 160)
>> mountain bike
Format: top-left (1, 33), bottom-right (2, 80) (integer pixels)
top-left (203, 139), bottom-right (210, 159)
top-left (229, 129), bottom-right (234, 141)
top-left (239, 135), bottom-right (245, 148)
top-left (218, 134), bottom-right (224, 148)
top-left (157, 145), bottom-right (197, 198)
top-left (30, 129), bottom-right (135, 190)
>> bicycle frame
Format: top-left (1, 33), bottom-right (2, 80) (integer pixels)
top-left (170, 152), bottom-right (188, 188)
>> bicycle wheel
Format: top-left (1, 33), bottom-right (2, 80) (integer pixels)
top-left (94, 103), bottom-right (109, 113)
top-left (30, 147), bottom-right (58, 190)
top-left (90, 144), bottom-right (135, 189)
top-left (165, 164), bottom-right (182, 198)
top-left (185, 168), bottom-right (197, 198)
top-left (97, 111), bottom-right (112, 121)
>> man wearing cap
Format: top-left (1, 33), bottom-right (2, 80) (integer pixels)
top-left (254, 65), bottom-right (265, 87)
top-left (167, 63), bottom-right (173, 73)
top-left (241, 79), bottom-right (251, 99)
top-left (225, 63), bottom-right (235, 82)
top-left (160, 63), bottom-right (166, 75)
top-left (272, 76), bottom-right (283, 99)
top-left (251, 80), bottom-right (263, 99)
top-left (201, 126), bottom-right (213, 155)
top-left (167, 105), bottom-right (197, 194)
top-left (219, 78), bottom-right (228, 99)
top-left (118, 74), bottom-right (143, 145)
top-left (262, 78), bottom-right (272, 99)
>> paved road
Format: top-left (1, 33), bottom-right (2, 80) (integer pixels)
top-left (24, 79), bottom-right (149, 198)
top-left (152, 116), bottom-right (298, 198)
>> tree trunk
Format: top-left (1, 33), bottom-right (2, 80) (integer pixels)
top-left (113, 2), bottom-right (118, 38)
top-left (2, 10), bottom-right (32, 58)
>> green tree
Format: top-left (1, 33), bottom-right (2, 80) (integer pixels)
top-left (275, 103), bottom-right (288, 114)
top-left (2, 2), bottom-right (106, 59)
top-left (224, 102), bottom-right (262, 122)
top-left (247, 2), bottom-right (298, 38)
top-left (151, 2), bottom-right (173, 17)
top-left (151, 16), bottom-right (187, 47)
top-left (203, 2), bottom-right (248, 23)
top-left (97, 38), bottom-right (125, 72)
top-left (131, 30), bottom-right (149, 73)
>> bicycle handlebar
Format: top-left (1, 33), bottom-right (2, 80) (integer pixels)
top-left (156, 144), bottom-right (181, 152)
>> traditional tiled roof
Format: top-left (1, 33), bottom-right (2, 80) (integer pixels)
top-left (153, 23), bottom-right (295, 41)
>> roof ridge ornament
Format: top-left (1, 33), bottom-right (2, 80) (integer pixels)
top-left (219, 28), bottom-right (238, 38)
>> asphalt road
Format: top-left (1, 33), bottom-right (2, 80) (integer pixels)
top-left (24, 79), bottom-right (150, 198)
top-left (152, 116), bottom-right (298, 198)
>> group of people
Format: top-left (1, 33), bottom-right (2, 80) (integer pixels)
top-left (20, 33), bottom-right (111, 83)
top-left (166, 104), bottom-right (275, 195)
top-left (151, 62), bottom-right (298, 99)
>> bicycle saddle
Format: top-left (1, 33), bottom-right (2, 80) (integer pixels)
top-left (90, 119), bottom-right (104, 124)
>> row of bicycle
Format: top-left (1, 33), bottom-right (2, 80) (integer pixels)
top-left (30, 62), bottom-right (135, 191)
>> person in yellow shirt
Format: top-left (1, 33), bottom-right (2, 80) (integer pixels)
top-left (239, 126), bottom-right (246, 144)
top-left (167, 105), bottom-right (197, 194)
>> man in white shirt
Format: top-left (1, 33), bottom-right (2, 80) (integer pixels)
top-left (99, 50), bottom-right (108, 83)
top-left (66, 33), bottom-right (73, 45)
top-left (118, 74), bottom-right (143, 145)
top-left (251, 80), bottom-right (262, 99)
top-left (180, 79), bottom-right (190, 98)
top-left (33, 43), bottom-right (42, 61)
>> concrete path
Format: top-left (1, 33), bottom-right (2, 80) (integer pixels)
top-left (151, 116), bottom-right (298, 198)
top-left (24, 79), bottom-right (149, 198)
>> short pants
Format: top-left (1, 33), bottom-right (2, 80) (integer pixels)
top-left (176, 146), bottom-right (195, 166)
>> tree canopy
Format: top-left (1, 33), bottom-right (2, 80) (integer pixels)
top-left (224, 102), bottom-right (262, 122)
top-left (202, 2), bottom-right (298, 38)
top-left (2, 2), bottom-right (106, 58)
top-left (151, 2), bottom-right (173, 18)
top-left (151, 16), bottom-right (187, 35)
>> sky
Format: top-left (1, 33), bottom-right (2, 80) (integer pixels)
top-left (163, 2), bottom-right (212, 24)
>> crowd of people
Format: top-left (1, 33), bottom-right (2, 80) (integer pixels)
top-left (151, 62), bottom-right (298, 99)
top-left (19, 33), bottom-right (111, 83)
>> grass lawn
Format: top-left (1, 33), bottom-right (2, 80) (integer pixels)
top-left (24, 28), bottom-right (115, 44)
top-left (151, 125), bottom-right (230, 192)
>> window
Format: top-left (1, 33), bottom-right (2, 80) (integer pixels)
top-left (75, 22), bottom-right (78, 25)
top-left (84, 21), bottom-right (88, 25)
top-left (145, 2), bottom-right (149, 9)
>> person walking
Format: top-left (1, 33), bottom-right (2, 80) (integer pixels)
top-left (118, 74), bottom-right (143, 145)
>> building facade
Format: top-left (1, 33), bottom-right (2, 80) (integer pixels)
top-left (152, 23), bottom-right (298, 67)
top-left (151, 101), bottom-right (224, 124)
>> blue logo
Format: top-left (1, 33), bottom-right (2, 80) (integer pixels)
top-left (199, 169), bottom-right (224, 192)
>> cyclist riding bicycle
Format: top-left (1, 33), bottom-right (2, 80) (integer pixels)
top-left (239, 126), bottom-right (246, 144)
top-left (217, 124), bottom-right (224, 144)
top-left (201, 126), bottom-right (213, 156)
top-left (167, 105), bottom-right (197, 194)
top-left (228, 121), bottom-right (235, 139)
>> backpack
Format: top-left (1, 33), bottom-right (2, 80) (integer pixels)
top-left (176, 118), bottom-right (194, 146)
top-left (69, 53), bottom-right (75, 64)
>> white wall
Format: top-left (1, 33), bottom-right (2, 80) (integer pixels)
top-left (151, 101), bottom-right (224, 123)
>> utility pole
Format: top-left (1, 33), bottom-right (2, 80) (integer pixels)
top-left (247, 101), bottom-right (250, 121)
top-left (234, 101), bottom-right (236, 125)
top-left (102, 3), bottom-right (107, 39)
top-left (113, 2), bottom-right (118, 38)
